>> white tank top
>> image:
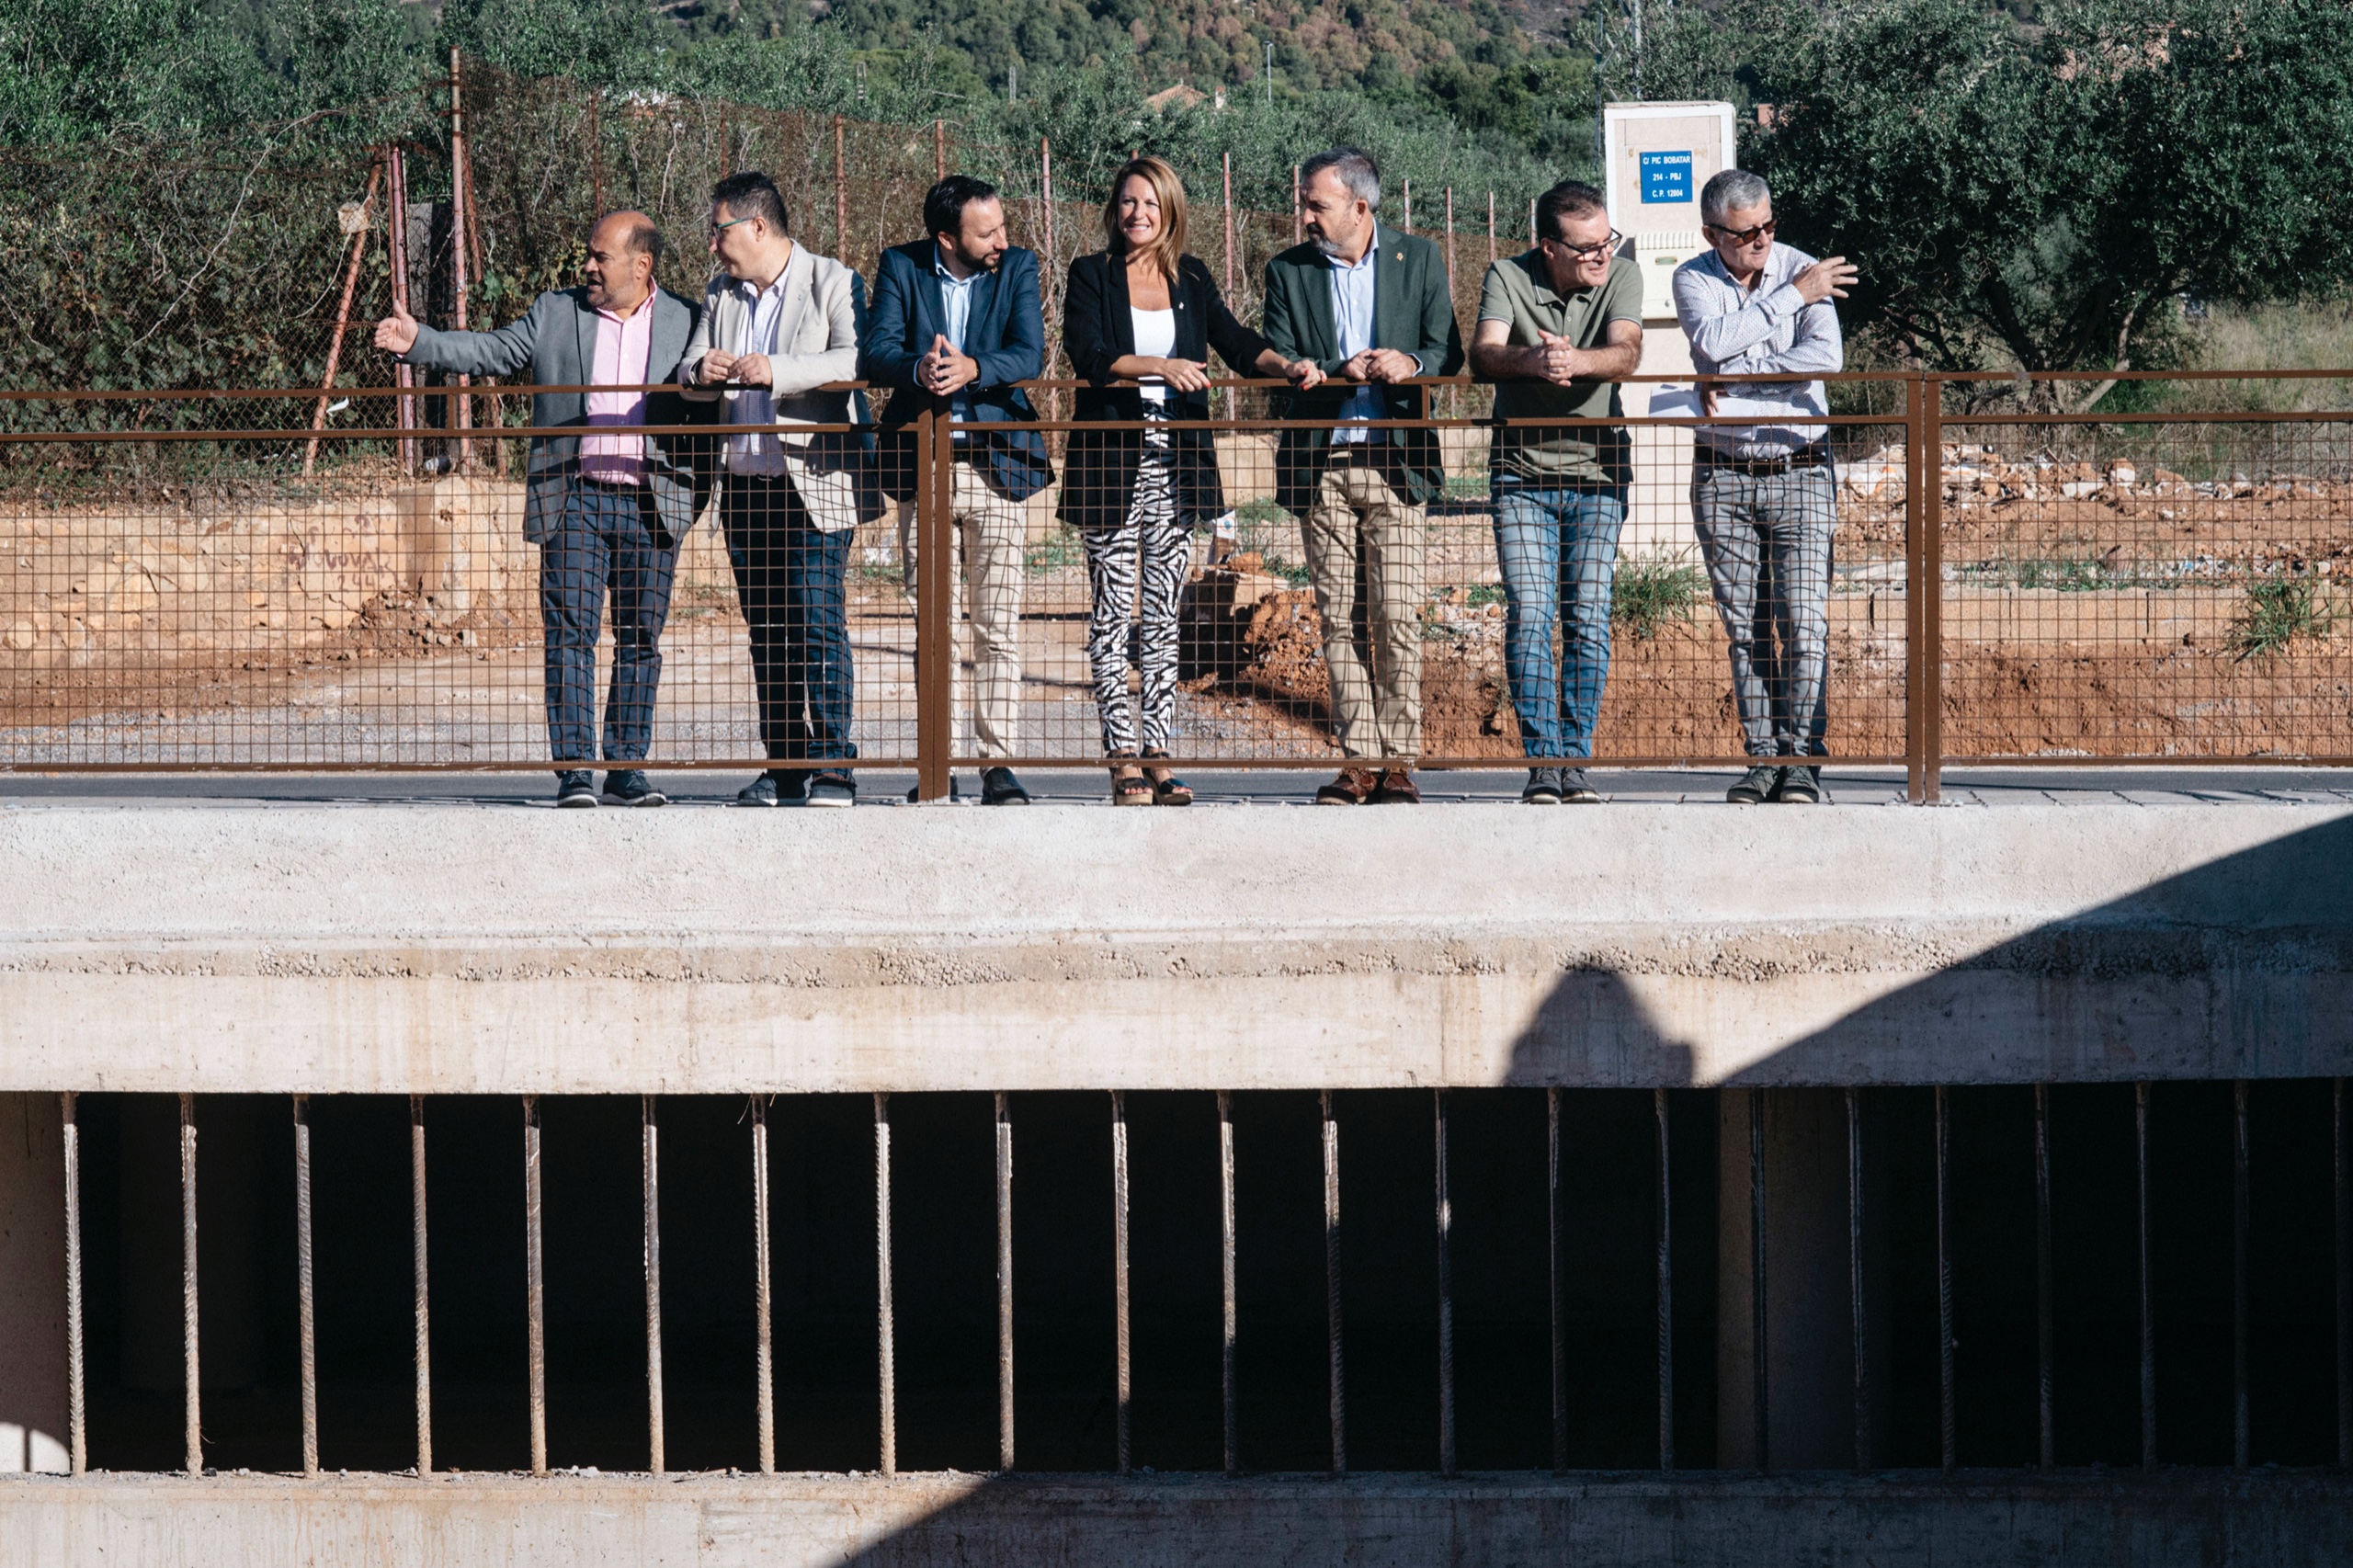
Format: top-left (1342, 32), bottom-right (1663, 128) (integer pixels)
top-left (1130, 307), bottom-right (1176, 403)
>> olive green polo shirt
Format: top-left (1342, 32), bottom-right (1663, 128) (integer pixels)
top-left (1477, 249), bottom-right (1643, 486)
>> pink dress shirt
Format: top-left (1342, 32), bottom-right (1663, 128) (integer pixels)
top-left (580, 301), bottom-right (654, 484)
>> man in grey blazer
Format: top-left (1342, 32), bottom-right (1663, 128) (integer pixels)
top-left (374, 210), bottom-right (710, 808)
top-left (681, 172), bottom-right (879, 808)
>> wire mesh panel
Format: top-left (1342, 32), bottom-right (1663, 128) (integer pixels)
top-left (0, 403), bottom-right (914, 774)
top-left (946, 399), bottom-right (1909, 778)
top-left (1936, 410), bottom-right (2353, 764)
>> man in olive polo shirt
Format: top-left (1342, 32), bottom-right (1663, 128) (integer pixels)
top-left (1468, 178), bottom-right (1643, 804)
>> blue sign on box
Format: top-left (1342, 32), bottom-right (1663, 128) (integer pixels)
top-left (1640, 150), bottom-right (1693, 204)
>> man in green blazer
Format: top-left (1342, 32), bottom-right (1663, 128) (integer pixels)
top-left (1261, 148), bottom-right (1464, 806)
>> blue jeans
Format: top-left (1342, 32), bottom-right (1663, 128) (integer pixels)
top-left (1491, 478), bottom-right (1627, 761)
top-left (540, 480), bottom-right (676, 764)
top-left (722, 475), bottom-right (857, 762)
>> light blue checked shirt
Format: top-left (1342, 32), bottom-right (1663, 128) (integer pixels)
top-left (935, 242), bottom-right (981, 439)
top-left (1670, 242), bottom-right (1843, 460)
top-left (1327, 243), bottom-right (1381, 443)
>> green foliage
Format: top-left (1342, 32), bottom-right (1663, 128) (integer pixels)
top-left (1638, 0), bottom-right (2353, 389)
top-left (1611, 557), bottom-right (1707, 641)
top-left (2230, 577), bottom-right (2336, 662)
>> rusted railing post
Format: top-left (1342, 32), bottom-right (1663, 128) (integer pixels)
top-left (1922, 375), bottom-right (1945, 801)
top-left (915, 409), bottom-right (953, 801)
top-left (834, 115), bottom-right (848, 267)
top-left (304, 160), bottom-right (381, 477)
top-left (1904, 375), bottom-right (1928, 802)
top-left (449, 52), bottom-right (474, 472)
top-left (388, 147), bottom-right (417, 478)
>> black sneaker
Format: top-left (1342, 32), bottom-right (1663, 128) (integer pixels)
top-left (601, 769), bottom-right (665, 807)
top-left (981, 766), bottom-right (1031, 805)
top-left (1521, 767), bottom-right (1563, 805)
top-left (1726, 764), bottom-right (1779, 805)
top-left (555, 769), bottom-right (598, 808)
top-left (806, 768), bottom-right (857, 808)
top-left (735, 769), bottom-right (808, 807)
top-left (1558, 767), bottom-right (1601, 803)
top-left (1770, 766), bottom-right (1824, 804)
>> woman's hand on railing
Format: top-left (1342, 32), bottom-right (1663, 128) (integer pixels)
top-left (1285, 358), bottom-right (1325, 391)
top-left (1146, 357), bottom-right (1212, 394)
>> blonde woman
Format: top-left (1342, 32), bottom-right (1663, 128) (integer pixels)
top-left (1060, 155), bottom-right (1322, 803)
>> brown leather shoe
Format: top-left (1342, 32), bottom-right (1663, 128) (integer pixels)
top-left (1315, 767), bottom-right (1381, 805)
top-left (1370, 768), bottom-right (1421, 804)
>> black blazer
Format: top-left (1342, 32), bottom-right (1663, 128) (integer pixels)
top-left (1058, 250), bottom-right (1275, 530)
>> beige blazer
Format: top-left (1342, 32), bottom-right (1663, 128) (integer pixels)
top-left (680, 244), bottom-right (874, 533)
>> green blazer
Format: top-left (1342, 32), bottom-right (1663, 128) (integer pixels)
top-left (1258, 224), bottom-right (1465, 513)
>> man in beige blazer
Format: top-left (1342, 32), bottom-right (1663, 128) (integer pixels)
top-left (682, 171), bottom-right (881, 806)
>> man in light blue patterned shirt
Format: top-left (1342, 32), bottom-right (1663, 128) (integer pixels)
top-left (1672, 169), bottom-right (1859, 805)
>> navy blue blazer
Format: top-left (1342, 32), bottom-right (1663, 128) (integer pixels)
top-left (861, 239), bottom-right (1054, 504)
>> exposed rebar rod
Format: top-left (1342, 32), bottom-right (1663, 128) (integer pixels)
top-left (295, 1095), bottom-right (318, 1477)
top-left (1322, 1089), bottom-right (1346, 1477)
top-left (1847, 1086), bottom-right (1869, 1472)
top-left (1936, 1085), bottom-right (1954, 1470)
top-left (643, 1094), bottom-right (665, 1476)
top-left (996, 1091), bottom-right (1015, 1473)
top-left (1219, 1089), bottom-right (1238, 1478)
top-left (181, 1092), bottom-right (200, 1478)
top-left (525, 1096), bottom-right (547, 1477)
top-left (876, 1092), bottom-right (896, 1476)
top-left (63, 1093), bottom-right (85, 1476)
top-left (412, 1094), bottom-right (432, 1477)
top-left (1435, 1088), bottom-right (1455, 1477)
top-left (2138, 1081), bottom-right (2156, 1470)
top-left (1655, 1085), bottom-right (1674, 1472)
top-left (2035, 1083), bottom-right (2053, 1471)
top-left (754, 1096), bottom-right (775, 1476)
top-left (1113, 1089), bottom-right (1132, 1474)
top-left (1750, 1087), bottom-right (1768, 1472)
top-left (2234, 1078), bottom-right (2250, 1471)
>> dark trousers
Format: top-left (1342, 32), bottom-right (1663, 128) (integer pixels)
top-left (722, 473), bottom-right (857, 762)
top-left (540, 479), bottom-right (676, 764)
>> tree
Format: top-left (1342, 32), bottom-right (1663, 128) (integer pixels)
top-left (1687, 0), bottom-right (2353, 403)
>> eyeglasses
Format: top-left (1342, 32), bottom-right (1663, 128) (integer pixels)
top-left (707, 214), bottom-right (756, 239)
top-left (1543, 230), bottom-right (1623, 262)
top-left (1706, 219), bottom-right (1779, 246)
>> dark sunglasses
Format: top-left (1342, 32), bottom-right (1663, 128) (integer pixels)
top-left (1706, 219), bottom-right (1779, 246)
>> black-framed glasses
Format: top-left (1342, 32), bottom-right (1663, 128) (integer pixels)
top-left (1706, 219), bottom-right (1779, 246)
top-left (1543, 230), bottom-right (1624, 261)
top-left (707, 214), bottom-right (756, 239)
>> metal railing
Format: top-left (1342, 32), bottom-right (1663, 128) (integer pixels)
top-left (4, 371), bottom-right (2349, 800)
top-left (45, 1079), bottom-right (2353, 1477)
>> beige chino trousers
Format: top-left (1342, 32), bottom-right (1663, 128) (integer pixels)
top-left (1301, 454), bottom-right (1425, 763)
top-left (901, 457), bottom-right (1029, 760)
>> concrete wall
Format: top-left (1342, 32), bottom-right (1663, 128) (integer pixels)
top-left (3, 1471), bottom-right (2348, 1567)
top-left (0, 802), bottom-right (2347, 1095)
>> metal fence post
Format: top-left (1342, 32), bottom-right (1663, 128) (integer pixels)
top-left (915, 409), bottom-right (954, 800)
top-left (1905, 375), bottom-right (1927, 803)
top-left (1922, 375), bottom-right (1946, 801)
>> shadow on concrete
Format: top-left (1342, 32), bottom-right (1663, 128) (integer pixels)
top-left (1505, 810), bottom-right (2353, 1089)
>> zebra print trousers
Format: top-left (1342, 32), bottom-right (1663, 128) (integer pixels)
top-left (1080, 433), bottom-right (1192, 756)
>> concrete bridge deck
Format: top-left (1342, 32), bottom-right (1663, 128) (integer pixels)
top-left (1, 767), bottom-right (2347, 1095)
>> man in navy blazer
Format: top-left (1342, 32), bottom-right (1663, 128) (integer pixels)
top-left (861, 176), bottom-right (1053, 803)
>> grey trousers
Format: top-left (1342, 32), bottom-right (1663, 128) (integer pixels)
top-left (1691, 459), bottom-right (1836, 758)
